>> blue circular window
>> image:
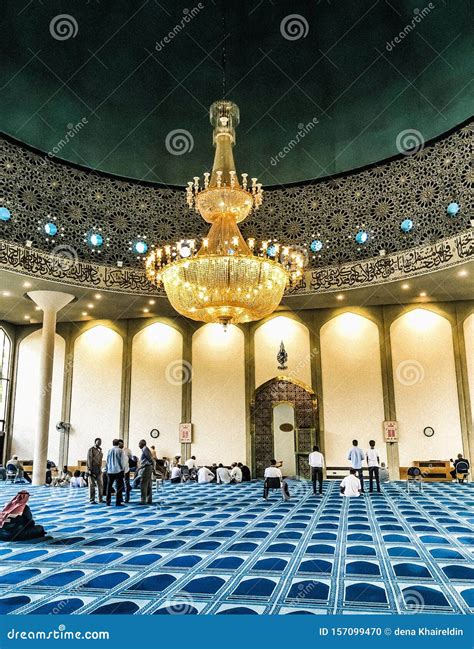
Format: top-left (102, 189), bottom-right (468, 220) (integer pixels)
top-left (400, 219), bottom-right (413, 233)
top-left (355, 230), bottom-right (368, 244)
top-left (0, 207), bottom-right (11, 222)
top-left (310, 239), bottom-right (323, 252)
top-left (447, 202), bottom-right (460, 216)
top-left (88, 232), bottom-right (103, 247)
top-left (133, 240), bottom-right (148, 255)
top-left (44, 222), bottom-right (58, 236)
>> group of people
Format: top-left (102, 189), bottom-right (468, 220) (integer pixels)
top-left (87, 437), bottom-right (155, 507)
top-left (169, 456), bottom-right (251, 484)
top-left (309, 440), bottom-right (389, 498)
top-left (4, 438), bottom-right (469, 507)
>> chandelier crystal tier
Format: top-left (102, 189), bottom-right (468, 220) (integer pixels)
top-left (146, 100), bottom-right (304, 326)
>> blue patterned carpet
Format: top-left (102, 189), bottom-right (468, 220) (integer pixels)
top-left (0, 480), bottom-right (472, 615)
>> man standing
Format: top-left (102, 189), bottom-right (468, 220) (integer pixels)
top-left (348, 440), bottom-right (365, 493)
top-left (366, 440), bottom-right (381, 493)
top-left (138, 439), bottom-right (153, 505)
top-left (105, 439), bottom-right (125, 506)
top-left (308, 445), bottom-right (324, 495)
top-left (87, 438), bottom-right (103, 504)
top-left (118, 440), bottom-right (133, 503)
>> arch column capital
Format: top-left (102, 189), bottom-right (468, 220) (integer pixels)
top-left (27, 290), bottom-right (74, 313)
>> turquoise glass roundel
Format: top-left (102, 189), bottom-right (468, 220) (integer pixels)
top-left (355, 231), bottom-right (368, 244)
top-left (0, 207), bottom-right (11, 222)
top-left (134, 240), bottom-right (148, 254)
top-left (400, 219), bottom-right (413, 232)
top-left (44, 222), bottom-right (58, 236)
top-left (446, 202), bottom-right (460, 216)
top-left (89, 232), bottom-right (103, 247)
top-left (310, 239), bottom-right (323, 252)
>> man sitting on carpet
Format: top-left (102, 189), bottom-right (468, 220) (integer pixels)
top-left (216, 463), bottom-right (231, 484)
top-left (198, 465), bottom-right (215, 483)
top-left (340, 468), bottom-right (362, 497)
top-left (263, 459), bottom-right (290, 501)
top-left (0, 491), bottom-right (46, 541)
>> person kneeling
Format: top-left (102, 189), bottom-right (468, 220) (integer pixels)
top-left (340, 469), bottom-right (362, 498)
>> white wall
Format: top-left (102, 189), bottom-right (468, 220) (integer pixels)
top-left (129, 323), bottom-right (183, 459)
top-left (191, 324), bottom-right (246, 464)
top-left (391, 309), bottom-right (463, 466)
top-left (69, 326), bottom-right (123, 464)
top-left (254, 315), bottom-right (312, 388)
top-left (273, 402), bottom-right (296, 475)
top-left (321, 313), bottom-right (385, 466)
top-left (464, 314), bottom-right (474, 433)
top-left (12, 330), bottom-right (65, 465)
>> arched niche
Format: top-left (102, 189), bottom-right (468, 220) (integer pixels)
top-left (11, 329), bottom-right (65, 465)
top-left (254, 315), bottom-right (312, 388)
top-left (252, 377), bottom-right (317, 478)
top-left (320, 312), bottom-right (385, 467)
top-left (129, 322), bottom-right (183, 458)
top-left (69, 325), bottom-right (123, 465)
top-left (463, 313), bottom-right (474, 429)
top-left (390, 308), bottom-right (463, 466)
top-left (191, 324), bottom-right (246, 465)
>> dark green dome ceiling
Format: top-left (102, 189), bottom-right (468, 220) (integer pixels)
top-left (1, 0), bottom-right (472, 186)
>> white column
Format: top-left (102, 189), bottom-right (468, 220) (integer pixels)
top-left (27, 291), bottom-right (74, 485)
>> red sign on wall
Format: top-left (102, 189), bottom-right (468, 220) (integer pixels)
top-left (383, 420), bottom-right (398, 442)
top-left (179, 423), bottom-right (192, 443)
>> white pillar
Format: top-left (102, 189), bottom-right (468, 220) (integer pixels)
top-left (27, 291), bottom-right (74, 485)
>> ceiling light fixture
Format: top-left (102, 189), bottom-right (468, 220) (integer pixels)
top-left (146, 101), bottom-right (304, 327)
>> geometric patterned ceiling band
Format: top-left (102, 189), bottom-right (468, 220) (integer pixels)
top-left (1, 230), bottom-right (472, 297)
top-left (0, 122), bottom-right (472, 270)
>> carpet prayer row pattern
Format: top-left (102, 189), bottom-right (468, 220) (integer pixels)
top-left (0, 480), bottom-right (472, 615)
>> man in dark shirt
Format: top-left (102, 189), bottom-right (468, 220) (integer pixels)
top-left (86, 438), bottom-right (103, 504)
top-left (238, 462), bottom-right (251, 482)
top-left (450, 454), bottom-right (470, 482)
top-left (138, 439), bottom-right (153, 504)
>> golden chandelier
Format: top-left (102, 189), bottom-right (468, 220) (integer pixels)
top-left (146, 100), bottom-right (304, 326)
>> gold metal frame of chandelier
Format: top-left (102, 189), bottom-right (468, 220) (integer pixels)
top-left (160, 253), bottom-right (290, 325)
